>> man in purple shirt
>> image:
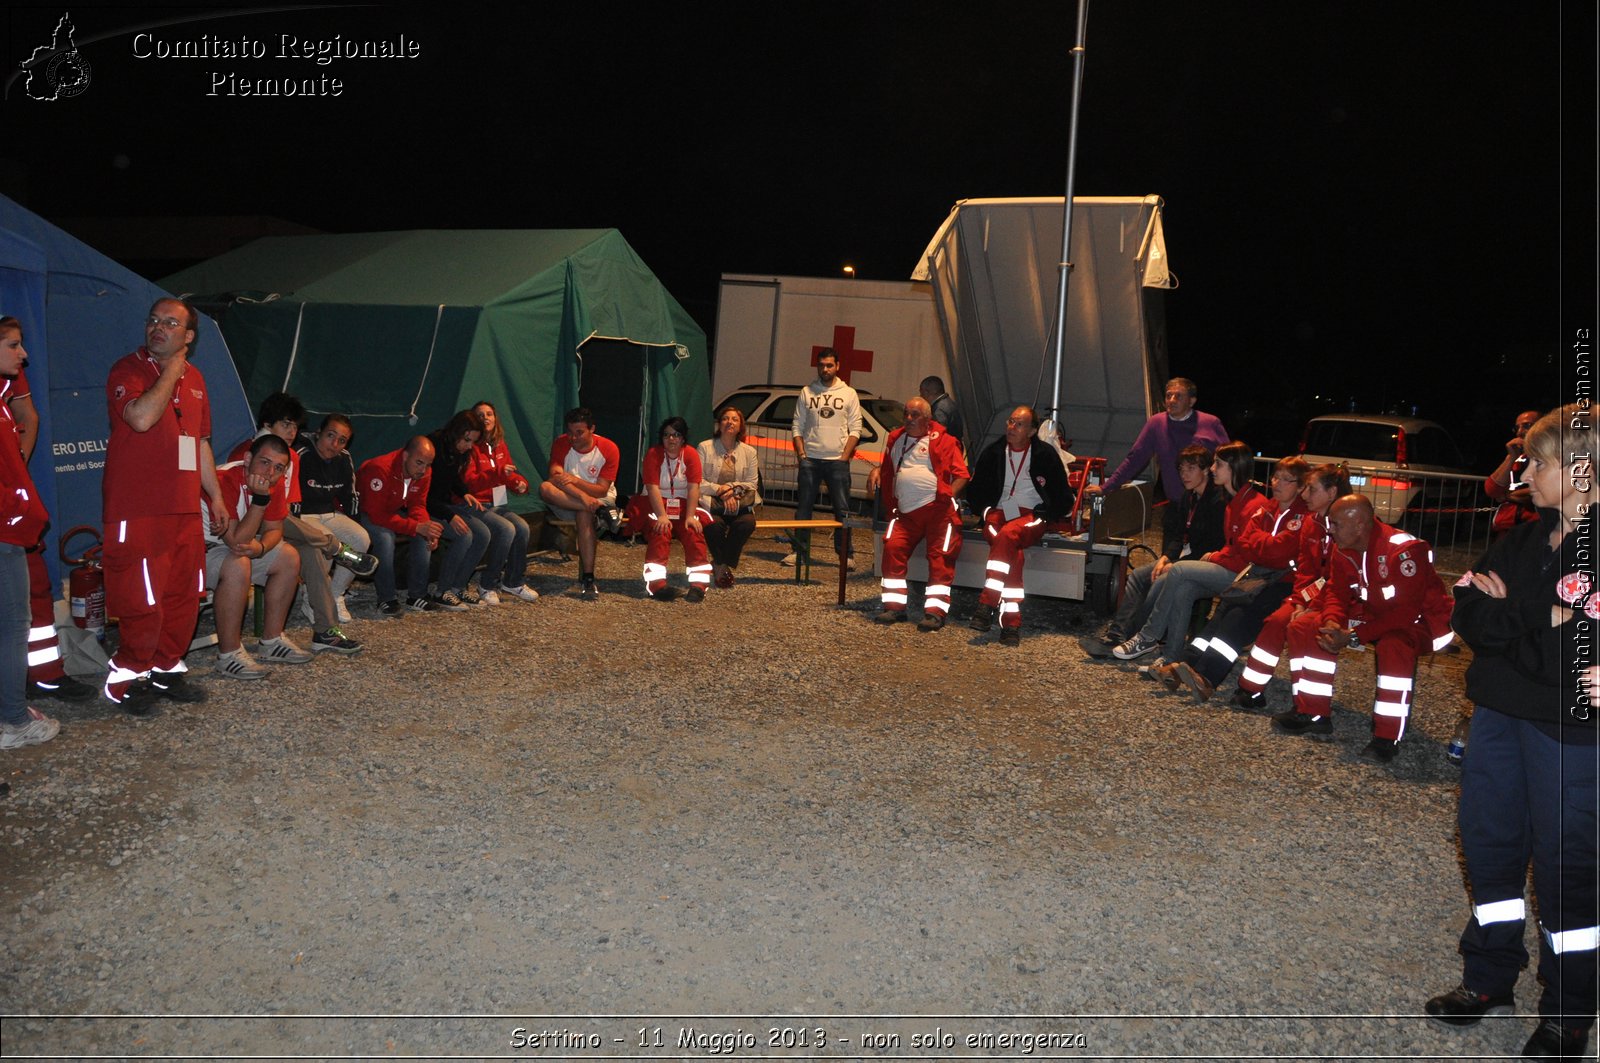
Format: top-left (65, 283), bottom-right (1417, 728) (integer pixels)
top-left (1084, 377), bottom-right (1229, 503)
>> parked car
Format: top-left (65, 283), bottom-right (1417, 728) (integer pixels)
top-left (1296, 413), bottom-right (1481, 526)
top-left (714, 385), bottom-right (906, 502)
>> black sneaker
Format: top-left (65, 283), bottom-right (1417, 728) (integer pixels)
top-left (331, 544), bottom-right (380, 577)
top-left (579, 580), bottom-right (600, 602)
top-left (684, 587), bottom-right (705, 603)
top-left (652, 586), bottom-right (681, 602)
top-left (1272, 709), bottom-right (1333, 737)
top-left (26, 675), bottom-right (99, 701)
top-left (1425, 983), bottom-right (1515, 1029)
top-left (148, 670), bottom-right (208, 704)
top-left (998, 628), bottom-right (1021, 647)
top-left (1231, 688), bottom-right (1266, 712)
top-left (917, 614), bottom-right (946, 632)
top-left (407, 595), bottom-right (440, 613)
top-left (1360, 737), bottom-right (1399, 763)
top-left (873, 608), bottom-right (907, 624)
top-left (968, 604), bottom-right (996, 632)
top-left (378, 598), bottom-right (405, 618)
top-left (1521, 1017), bottom-right (1591, 1057)
top-left (1077, 634), bottom-right (1117, 659)
top-left (311, 628), bottom-right (364, 655)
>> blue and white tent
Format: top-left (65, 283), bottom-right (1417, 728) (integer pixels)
top-left (0, 195), bottom-right (254, 586)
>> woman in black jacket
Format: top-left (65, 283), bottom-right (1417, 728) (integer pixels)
top-left (1426, 403), bottom-right (1596, 1058)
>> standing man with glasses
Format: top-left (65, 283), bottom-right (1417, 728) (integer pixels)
top-left (785, 347), bottom-right (862, 569)
top-left (1083, 377), bottom-right (1228, 504)
top-left (101, 299), bottom-right (230, 710)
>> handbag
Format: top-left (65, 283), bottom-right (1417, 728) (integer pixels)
top-left (1220, 564), bottom-right (1290, 605)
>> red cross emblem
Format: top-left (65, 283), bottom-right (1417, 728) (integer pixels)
top-left (811, 325), bottom-right (874, 384)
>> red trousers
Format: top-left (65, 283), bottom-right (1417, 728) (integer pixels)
top-left (978, 510), bottom-right (1054, 630)
top-left (627, 497), bottom-right (711, 595)
top-left (880, 498), bottom-right (962, 617)
top-left (1285, 611), bottom-right (1427, 741)
top-left (25, 550), bottom-right (66, 683)
top-left (102, 514), bottom-right (205, 698)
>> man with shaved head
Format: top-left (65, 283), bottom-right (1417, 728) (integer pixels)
top-left (1272, 494), bottom-right (1454, 761)
top-left (867, 396), bottom-right (969, 630)
top-left (358, 435), bottom-right (446, 616)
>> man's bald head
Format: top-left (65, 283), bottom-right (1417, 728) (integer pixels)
top-left (1327, 494), bottom-right (1375, 552)
top-left (903, 396), bottom-right (932, 437)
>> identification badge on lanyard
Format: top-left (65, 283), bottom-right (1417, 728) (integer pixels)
top-left (178, 434), bottom-right (198, 472)
top-left (492, 484), bottom-right (508, 507)
top-left (665, 496), bottom-right (683, 518)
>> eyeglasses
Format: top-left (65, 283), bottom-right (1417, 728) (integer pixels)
top-left (1005, 418), bottom-right (1030, 427)
top-left (146, 315), bottom-right (186, 330)
top-left (662, 431), bottom-right (683, 439)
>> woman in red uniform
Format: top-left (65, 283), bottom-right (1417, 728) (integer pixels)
top-left (625, 417), bottom-right (712, 601)
top-left (464, 401), bottom-right (537, 604)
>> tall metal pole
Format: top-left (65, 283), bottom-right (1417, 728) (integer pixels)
top-left (1049, 0), bottom-right (1091, 420)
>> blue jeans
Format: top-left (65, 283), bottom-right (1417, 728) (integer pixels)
top-left (476, 506), bottom-right (530, 591)
top-left (360, 518), bottom-right (433, 604)
top-left (439, 506), bottom-right (491, 593)
top-left (0, 543), bottom-right (29, 725)
top-left (1135, 559), bottom-right (1236, 656)
top-left (1457, 705), bottom-right (1598, 1021)
top-left (795, 456), bottom-right (854, 556)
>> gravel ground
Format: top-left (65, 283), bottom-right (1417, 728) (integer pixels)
top-left (0, 521), bottom-right (1572, 1061)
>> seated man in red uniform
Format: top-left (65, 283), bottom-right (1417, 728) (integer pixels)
top-left (961, 405), bottom-right (1074, 647)
top-left (201, 436), bottom-right (316, 679)
top-left (101, 299), bottom-right (230, 711)
top-left (538, 407), bottom-right (621, 602)
top-left (358, 436), bottom-right (446, 616)
top-left (1271, 493), bottom-right (1454, 761)
top-left (867, 396), bottom-right (969, 631)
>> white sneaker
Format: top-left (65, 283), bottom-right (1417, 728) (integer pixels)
top-left (780, 552), bottom-right (798, 567)
top-left (501, 583), bottom-right (539, 603)
top-left (479, 588), bottom-right (501, 606)
top-left (216, 648), bottom-right (267, 680)
top-left (334, 594), bottom-right (353, 625)
top-left (256, 635), bottom-right (314, 664)
top-left (0, 707), bottom-right (60, 749)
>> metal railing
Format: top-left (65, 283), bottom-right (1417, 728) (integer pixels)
top-left (1255, 458), bottom-right (1495, 579)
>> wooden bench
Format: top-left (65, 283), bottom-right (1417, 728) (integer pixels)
top-left (754, 518), bottom-right (847, 604)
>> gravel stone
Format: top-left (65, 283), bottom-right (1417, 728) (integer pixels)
top-left (0, 527), bottom-right (1548, 1059)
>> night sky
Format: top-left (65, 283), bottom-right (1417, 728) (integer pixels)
top-left (4, 1), bottom-right (1594, 462)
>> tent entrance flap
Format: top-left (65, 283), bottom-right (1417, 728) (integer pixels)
top-left (577, 338), bottom-right (651, 495)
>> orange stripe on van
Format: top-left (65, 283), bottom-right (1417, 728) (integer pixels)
top-left (747, 435), bottom-right (882, 464)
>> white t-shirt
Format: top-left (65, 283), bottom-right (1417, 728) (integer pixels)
top-left (889, 432), bottom-right (939, 513)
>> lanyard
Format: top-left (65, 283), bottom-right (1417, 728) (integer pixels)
top-left (663, 456), bottom-right (683, 495)
top-left (1005, 447), bottom-right (1028, 498)
top-left (894, 433), bottom-right (922, 474)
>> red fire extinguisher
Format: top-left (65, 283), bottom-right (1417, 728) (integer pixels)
top-left (59, 525), bottom-right (105, 640)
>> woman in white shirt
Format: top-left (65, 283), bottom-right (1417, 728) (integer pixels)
top-left (696, 405), bottom-right (762, 588)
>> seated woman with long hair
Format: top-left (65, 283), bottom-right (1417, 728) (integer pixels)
top-left (696, 404), bottom-right (762, 587)
top-left (462, 400), bottom-right (538, 604)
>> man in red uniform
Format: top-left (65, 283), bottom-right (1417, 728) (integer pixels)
top-left (1, 356), bottom-right (95, 701)
top-left (357, 436), bottom-right (445, 616)
top-left (538, 407), bottom-right (621, 602)
top-left (867, 397), bottom-right (969, 631)
top-left (203, 435), bottom-right (315, 678)
top-left (1272, 494), bottom-right (1454, 761)
top-left (101, 299), bottom-right (229, 711)
top-left (961, 405), bottom-right (1074, 646)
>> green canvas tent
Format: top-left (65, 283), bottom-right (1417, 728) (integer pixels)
top-left (161, 229), bottom-right (711, 504)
